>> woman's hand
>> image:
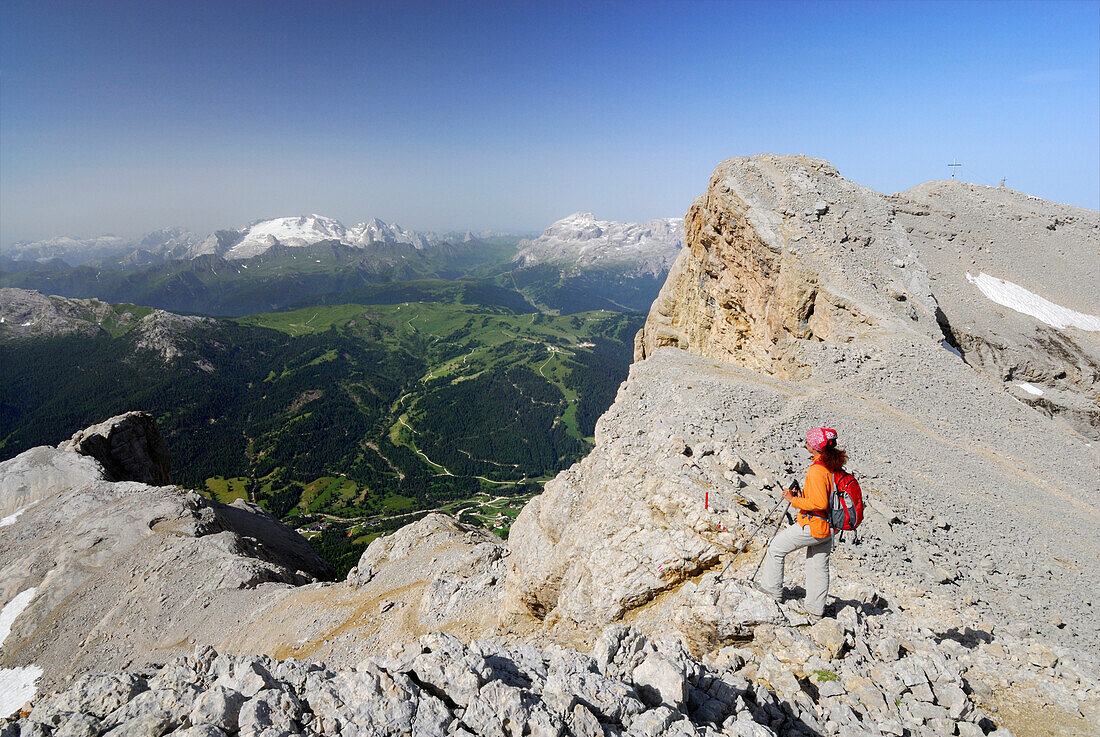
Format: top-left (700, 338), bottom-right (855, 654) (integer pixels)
top-left (782, 488), bottom-right (795, 502)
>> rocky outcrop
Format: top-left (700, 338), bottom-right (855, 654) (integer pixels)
top-left (133, 310), bottom-right (211, 362)
top-left (505, 156), bottom-right (1100, 736)
top-left (58, 411), bottom-right (172, 485)
top-left (0, 423), bottom-right (513, 706)
top-left (636, 156), bottom-right (944, 375)
top-left (514, 213), bottom-right (684, 277)
top-left (0, 289), bottom-right (210, 366)
top-left (349, 513), bottom-right (506, 627)
top-left (636, 156), bottom-right (1099, 434)
top-left (9, 605), bottom-right (1096, 737)
top-left (0, 420), bottom-right (333, 697)
top-left (0, 289), bottom-right (133, 341)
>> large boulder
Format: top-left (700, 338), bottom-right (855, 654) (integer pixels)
top-left (58, 411), bottom-right (172, 485)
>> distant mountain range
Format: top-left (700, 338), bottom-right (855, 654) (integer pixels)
top-left (7, 212), bottom-right (686, 271)
top-left (5, 216), bottom-right (464, 267)
top-left (2, 212), bottom-right (687, 315)
top-left (512, 212), bottom-right (684, 277)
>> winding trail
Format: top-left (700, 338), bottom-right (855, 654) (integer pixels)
top-left (396, 417), bottom-right (454, 476)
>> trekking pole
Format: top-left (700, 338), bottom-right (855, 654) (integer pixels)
top-left (748, 502), bottom-right (790, 583)
top-left (714, 495), bottom-right (788, 584)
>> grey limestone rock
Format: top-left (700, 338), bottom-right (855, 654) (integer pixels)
top-left (58, 411), bottom-right (172, 485)
top-left (0, 289), bottom-right (118, 341)
top-left (189, 686), bottom-right (247, 732)
top-left (172, 727), bottom-right (228, 737)
top-left (0, 418), bottom-right (333, 695)
top-left (632, 653), bottom-right (687, 709)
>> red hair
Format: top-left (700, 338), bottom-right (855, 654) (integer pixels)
top-left (817, 444), bottom-right (848, 472)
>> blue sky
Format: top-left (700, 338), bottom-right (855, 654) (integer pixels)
top-left (2, 0), bottom-right (1098, 244)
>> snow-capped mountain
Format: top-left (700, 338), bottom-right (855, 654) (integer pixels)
top-left (189, 215), bottom-right (441, 260)
top-left (513, 212), bottom-right (684, 276)
top-left (349, 217), bottom-right (434, 250)
top-left (7, 216), bottom-right (447, 265)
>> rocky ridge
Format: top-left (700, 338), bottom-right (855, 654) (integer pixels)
top-left (57, 411), bottom-right (173, 486)
top-left (0, 289), bottom-right (141, 341)
top-left (636, 157), bottom-right (1099, 436)
top-left (0, 414), bottom-right (334, 701)
top-left (0, 288), bottom-right (211, 365)
top-left (513, 213), bottom-right (684, 277)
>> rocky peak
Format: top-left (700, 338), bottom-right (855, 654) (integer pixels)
top-left (0, 415), bottom-right (333, 699)
top-left (636, 154), bottom-right (1100, 436)
top-left (503, 156), bottom-right (1100, 736)
top-left (132, 310), bottom-right (210, 362)
top-left (57, 411), bottom-right (172, 486)
top-left (635, 155), bottom-right (944, 377)
top-left (513, 213), bottom-right (685, 276)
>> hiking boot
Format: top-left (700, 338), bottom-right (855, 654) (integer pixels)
top-left (789, 603), bottom-right (824, 622)
top-left (751, 581), bottom-right (781, 602)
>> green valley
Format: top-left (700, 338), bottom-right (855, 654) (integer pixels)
top-left (0, 290), bottom-right (641, 573)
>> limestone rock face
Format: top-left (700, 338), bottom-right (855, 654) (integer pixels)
top-left (502, 156), bottom-right (1099, 736)
top-left (349, 512), bottom-right (507, 629)
top-left (58, 411), bottom-right (172, 485)
top-left (636, 156), bottom-right (943, 376)
top-left (0, 289), bottom-right (212, 365)
top-left (132, 310), bottom-right (210, 362)
top-left (636, 156), bottom-right (1099, 435)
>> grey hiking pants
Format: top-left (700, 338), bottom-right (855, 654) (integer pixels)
top-left (757, 523), bottom-right (832, 616)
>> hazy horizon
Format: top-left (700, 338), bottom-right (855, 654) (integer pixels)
top-left (3, 0), bottom-right (1098, 248)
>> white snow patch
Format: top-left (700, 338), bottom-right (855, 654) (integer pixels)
top-left (941, 340), bottom-right (964, 359)
top-left (0, 501), bottom-right (37, 528)
top-left (1017, 382), bottom-right (1045, 396)
top-left (966, 272), bottom-right (1100, 331)
top-left (0, 588), bottom-right (42, 714)
top-left (0, 666), bottom-right (42, 716)
top-left (0, 588), bottom-right (36, 646)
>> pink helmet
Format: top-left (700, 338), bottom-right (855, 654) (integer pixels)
top-left (806, 427), bottom-right (838, 452)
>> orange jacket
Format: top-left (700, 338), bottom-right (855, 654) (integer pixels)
top-left (790, 459), bottom-right (833, 538)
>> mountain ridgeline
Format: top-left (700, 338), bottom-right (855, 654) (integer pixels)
top-left (2, 213), bottom-right (685, 316)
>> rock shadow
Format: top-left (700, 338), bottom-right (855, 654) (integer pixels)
top-left (934, 626), bottom-right (993, 649)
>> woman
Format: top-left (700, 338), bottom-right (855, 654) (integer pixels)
top-left (754, 427), bottom-right (847, 619)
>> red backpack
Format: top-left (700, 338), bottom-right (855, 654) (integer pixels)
top-left (828, 469), bottom-right (864, 531)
